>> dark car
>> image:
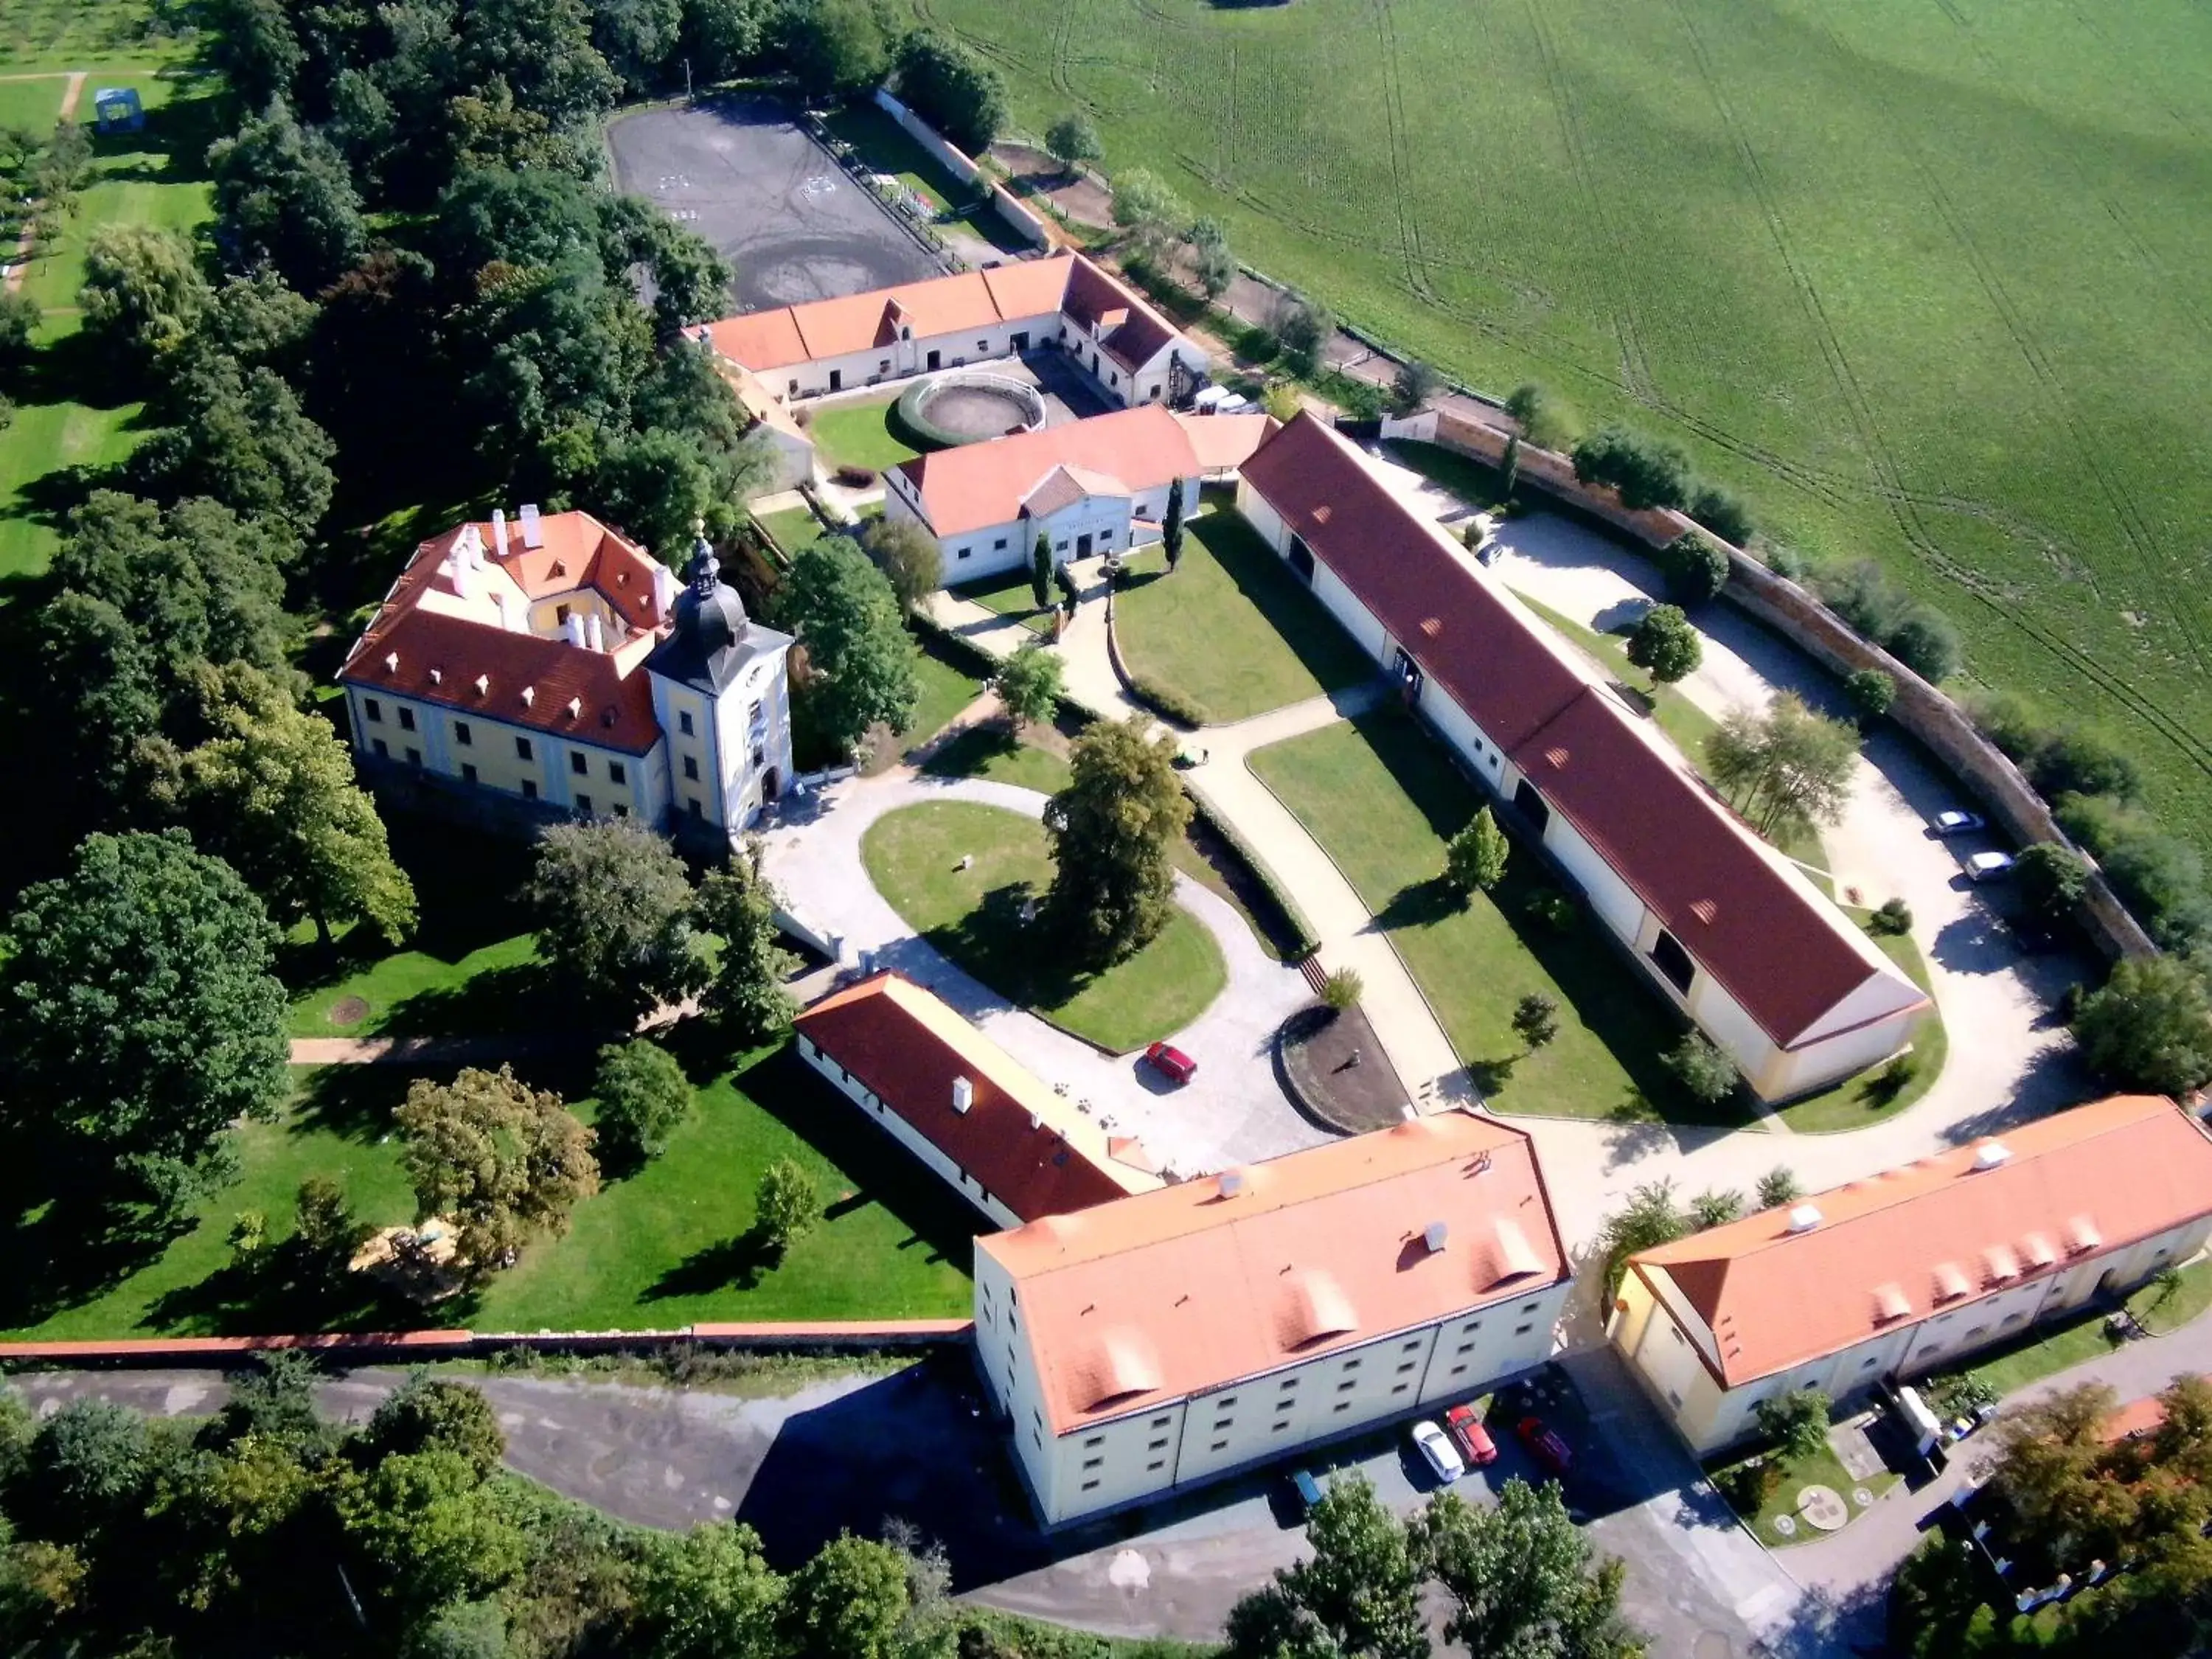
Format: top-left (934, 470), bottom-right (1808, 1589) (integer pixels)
top-left (1444, 1403), bottom-right (1499, 1467)
top-left (1144, 1041), bottom-right (1197, 1085)
top-left (1516, 1415), bottom-right (1573, 1477)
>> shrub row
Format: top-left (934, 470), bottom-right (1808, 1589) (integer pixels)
top-left (1571, 423), bottom-right (1753, 544)
top-left (1806, 560), bottom-right (1964, 684)
top-left (905, 607), bottom-right (1011, 681)
top-left (1183, 788), bottom-right (1321, 961)
top-left (1127, 674), bottom-right (1208, 729)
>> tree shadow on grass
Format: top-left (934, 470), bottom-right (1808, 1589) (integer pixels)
top-left (644, 1225), bottom-right (781, 1301)
top-left (0, 1193), bottom-right (194, 1329)
top-left (140, 1243), bottom-right (450, 1338)
top-left (919, 722), bottom-right (1023, 782)
top-left (919, 881), bottom-right (1100, 1017)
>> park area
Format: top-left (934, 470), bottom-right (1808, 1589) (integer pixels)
top-left (929, 0), bottom-right (2212, 867)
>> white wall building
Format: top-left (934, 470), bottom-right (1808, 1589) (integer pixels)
top-left (975, 1110), bottom-right (1573, 1527)
top-left (702, 253), bottom-right (1207, 411)
top-left (1236, 414), bottom-right (1929, 1102)
top-left (1610, 1096), bottom-right (2212, 1454)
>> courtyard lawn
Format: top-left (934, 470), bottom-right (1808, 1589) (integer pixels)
top-left (1960, 1259), bottom-right (2212, 1399)
top-left (1250, 709), bottom-right (1745, 1126)
top-left (807, 395), bottom-right (925, 472)
top-left (1766, 924), bottom-right (1947, 1133)
top-left (1115, 509), bottom-right (1376, 723)
top-left (818, 102), bottom-right (1029, 257)
top-left (947, 564), bottom-right (1057, 636)
top-left (860, 799), bottom-right (1226, 1051)
top-left (917, 0), bottom-right (2212, 873)
top-left (898, 636), bottom-right (986, 747)
top-left (754, 502), bottom-right (830, 561)
top-left (469, 1043), bottom-right (977, 1329)
top-left (1708, 1439), bottom-right (1899, 1550)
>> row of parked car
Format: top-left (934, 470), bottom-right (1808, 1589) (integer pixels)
top-left (1290, 1405), bottom-right (1574, 1512)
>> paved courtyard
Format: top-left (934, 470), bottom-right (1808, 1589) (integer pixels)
top-left (608, 96), bottom-right (944, 310)
top-left (758, 769), bottom-right (1328, 1176)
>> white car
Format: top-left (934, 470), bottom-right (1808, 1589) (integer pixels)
top-left (1411, 1419), bottom-right (1464, 1484)
top-left (1933, 810), bottom-right (1986, 836)
top-left (1966, 850), bottom-right (2016, 883)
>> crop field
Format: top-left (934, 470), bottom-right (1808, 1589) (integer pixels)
top-left (910, 0), bottom-right (2212, 854)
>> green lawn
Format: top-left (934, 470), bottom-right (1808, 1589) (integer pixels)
top-left (860, 799), bottom-right (1226, 1051)
top-left (1960, 1259), bottom-right (2212, 1399)
top-left (947, 564), bottom-right (1057, 636)
top-left (1708, 1439), bottom-right (1899, 1549)
top-left (1251, 710), bottom-right (1745, 1125)
top-left (1115, 509), bottom-right (1375, 723)
top-left (0, 68), bottom-right (212, 584)
top-left (900, 636), bottom-right (986, 747)
top-left (0, 74), bottom-right (62, 129)
top-left (754, 503), bottom-right (830, 561)
top-left (916, 0), bottom-right (2212, 870)
top-left (0, 1), bottom-right (182, 69)
top-left (818, 102), bottom-right (1029, 256)
top-left (922, 720), bottom-right (1074, 794)
top-left (807, 395), bottom-right (925, 472)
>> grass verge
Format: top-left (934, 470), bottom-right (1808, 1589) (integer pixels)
top-left (1958, 1259), bottom-right (2212, 1399)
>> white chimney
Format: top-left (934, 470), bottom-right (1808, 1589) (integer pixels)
top-left (519, 503), bottom-right (544, 549)
top-left (490, 509), bottom-right (507, 557)
top-left (566, 613), bottom-right (587, 648)
top-left (1787, 1204), bottom-right (1823, 1234)
top-left (951, 1077), bottom-right (974, 1115)
top-left (1028, 1110), bottom-right (1043, 1130)
top-left (1423, 1220), bottom-right (1450, 1253)
top-left (521, 685), bottom-right (535, 707)
top-left (585, 613), bottom-right (605, 652)
top-left (1218, 1169), bottom-right (1245, 1199)
top-left (448, 546), bottom-right (472, 600)
top-left (494, 591), bottom-right (521, 632)
top-left (651, 563), bottom-right (676, 619)
top-left (1974, 1141), bottom-right (2011, 1172)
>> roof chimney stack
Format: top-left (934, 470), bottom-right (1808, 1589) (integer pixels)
top-left (951, 1077), bottom-right (973, 1115)
top-left (490, 509), bottom-right (507, 557)
top-left (1218, 1169), bottom-right (1245, 1199)
top-left (519, 503), bottom-right (544, 549)
top-left (651, 563), bottom-right (676, 620)
top-left (1786, 1204), bottom-right (1823, 1234)
top-left (585, 613), bottom-right (605, 652)
top-left (566, 613), bottom-right (587, 648)
top-left (1423, 1220), bottom-right (1450, 1253)
top-left (1973, 1141), bottom-right (2011, 1172)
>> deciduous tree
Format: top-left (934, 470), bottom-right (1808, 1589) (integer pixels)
top-left (356, 1374), bottom-right (507, 1481)
top-left (777, 537), bottom-right (921, 755)
top-left (1043, 714), bottom-right (1192, 966)
top-left (1191, 217), bottom-right (1234, 300)
top-left (2072, 955), bottom-right (2212, 1096)
top-left (1755, 1166), bottom-right (1801, 1209)
top-left (782, 1533), bottom-right (911, 1659)
top-left (1512, 992), bottom-right (1560, 1052)
top-left (526, 817), bottom-right (707, 1022)
top-left (1572, 425), bottom-right (1691, 512)
top-left (1690, 1187), bottom-right (1745, 1229)
top-left (395, 1065), bottom-right (601, 1278)
top-left (0, 830), bottom-right (291, 1217)
top-left (858, 514), bottom-right (941, 616)
top-left (1226, 1475), bottom-right (1427, 1659)
top-left (208, 101), bottom-right (368, 293)
top-left (993, 641), bottom-right (1062, 730)
top-left (1418, 1480), bottom-right (1646, 1659)
top-left (1664, 1033), bottom-right (1739, 1106)
top-left (1445, 806), bottom-right (1509, 896)
top-left (1658, 531), bottom-right (1729, 605)
top-left (1625, 603), bottom-right (1701, 684)
top-left (1506, 381), bottom-right (1573, 450)
top-left (1754, 1388), bottom-right (1831, 1463)
top-left (2014, 841), bottom-right (2088, 928)
top-left (1390, 358), bottom-right (1439, 416)
top-left (1046, 112), bottom-right (1101, 173)
top-left (1705, 692), bottom-right (1857, 841)
top-left (1597, 1179), bottom-right (1689, 1298)
top-left (591, 1037), bottom-right (694, 1168)
top-left (77, 223), bottom-right (210, 369)
top-left (1843, 667), bottom-right (1896, 722)
top-left (694, 859), bottom-right (799, 1045)
top-left (753, 1158), bottom-right (820, 1258)
top-left (782, 0), bottom-right (891, 100)
top-left (894, 29), bottom-right (1006, 153)
top-left (636, 1521), bottom-right (786, 1659)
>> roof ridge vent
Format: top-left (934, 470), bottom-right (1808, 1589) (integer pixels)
top-left (951, 1076), bottom-right (973, 1115)
top-left (1785, 1203), bottom-right (1822, 1234)
top-left (1422, 1220), bottom-right (1449, 1253)
top-left (1973, 1140), bottom-right (2011, 1171)
top-left (1218, 1169), bottom-right (1245, 1199)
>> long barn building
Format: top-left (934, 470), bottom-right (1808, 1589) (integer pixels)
top-left (1236, 414), bottom-right (1928, 1102)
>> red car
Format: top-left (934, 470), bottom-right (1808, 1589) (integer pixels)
top-left (1144, 1041), bottom-right (1197, 1085)
top-left (1516, 1415), bottom-right (1573, 1477)
top-left (1444, 1404), bottom-right (1498, 1467)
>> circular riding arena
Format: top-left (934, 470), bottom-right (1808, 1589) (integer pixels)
top-left (895, 371), bottom-right (1048, 446)
top-left (606, 96), bottom-right (945, 311)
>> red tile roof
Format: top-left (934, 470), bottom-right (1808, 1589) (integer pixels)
top-left (700, 254), bottom-right (1185, 378)
top-left (898, 405), bottom-right (1200, 538)
top-left (1632, 1096), bottom-right (2212, 1387)
top-left (1239, 413), bottom-right (1921, 1046)
top-left (981, 1110), bottom-right (1569, 1435)
top-left (793, 973), bottom-right (1161, 1222)
top-left (1510, 688), bottom-right (1908, 1044)
top-left (1175, 411), bottom-right (1279, 474)
top-left (340, 512), bottom-right (669, 754)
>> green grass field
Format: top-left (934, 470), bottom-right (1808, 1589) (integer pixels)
top-left (806, 395), bottom-right (925, 471)
top-left (1251, 709), bottom-right (1746, 1125)
top-left (1115, 509), bottom-right (1374, 723)
top-left (0, 0), bottom-right (180, 69)
top-left (820, 102), bottom-right (1030, 257)
top-left (914, 0), bottom-right (2212, 862)
top-left (860, 798), bottom-right (1226, 1051)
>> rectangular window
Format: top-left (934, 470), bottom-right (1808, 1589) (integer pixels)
top-left (879, 358), bottom-right (890, 373)
top-left (1402, 1339), bottom-right (1422, 1353)
top-left (1147, 1458), bottom-right (1164, 1472)
top-left (1080, 1478), bottom-right (1099, 1492)
top-left (521, 779), bottom-right (538, 801)
top-left (1279, 1377), bottom-right (1298, 1391)
top-left (1521, 1301), bottom-right (1541, 1314)
top-left (1514, 1324), bottom-right (1534, 1336)
top-left (1147, 1436), bottom-right (1167, 1451)
top-left (515, 736), bottom-right (533, 761)
top-left (556, 603), bottom-right (571, 625)
top-left (406, 747), bottom-right (422, 768)
top-left (608, 761), bottom-right (627, 785)
top-left (994, 538), bottom-right (1007, 550)
top-left (687, 799), bottom-right (703, 820)
top-left (1272, 1420), bottom-right (1290, 1433)
top-left (679, 711), bottom-right (695, 737)
top-left (397, 706), bottom-right (417, 732)
top-left (575, 794), bottom-right (592, 815)
top-left (957, 547), bottom-right (970, 560)
top-left (453, 721), bottom-right (472, 746)
top-left (1337, 1380), bottom-right (1354, 1394)
top-left (1332, 1402), bottom-right (1350, 1414)
top-left (372, 738), bottom-right (389, 758)
top-left (364, 698), bottom-right (383, 723)
top-left (683, 756), bottom-right (699, 780)
top-left (1391, 1383), bottom-right (1410, 1395)
top-left (613, 804), bottom-right (628, 817)
top-left (1396, 1362), bottom-right (1416, 1374)
top-left (1342, 1358), bottom-right (1361, 1371)
top-left (1082, 1456), bottom-right (1102, 1470)
top-left (1084, 1435), bottom-right (1104, 1448)
top-left (1208, 1440), bottom-right (1226, 1453)
top-left (1449, 1364), bottom-right (1467, 1377)
top-left (461, 762), bottom-right (478, 784)
top-left (570, 751), bottom-right (588, 776)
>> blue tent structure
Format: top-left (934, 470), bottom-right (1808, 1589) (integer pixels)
top-left (92, 88), bottom-right (143, 136)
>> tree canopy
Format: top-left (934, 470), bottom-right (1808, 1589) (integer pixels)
top-left (591, 1037), bottom-right (695, 1169)
top-left (209, 100), bottom-right (369, 293)
top-left (1043, 715), bottom-right (1192, 966)
top-left (2071, 955), bottom-right (2212, 1096)
top-left (1626, 604), bottom-right (1702, 684)
top-left (695, 857), bottom-right (800, 1045)
top-left (993, 641), bottom-right (1062, 729)
top-left (526, 817), bottom-right (709, 1022)
top-left (0, 830), bottom-right (291, 1217)
top-left (894, 29), bottom-right (1006, 154)
top-left (776, 538), bottom-right (921, 755)
top-left (1705, 692), bottom-right (1858, 841)
top-left (396, 1065), bottom-right (601, 1277)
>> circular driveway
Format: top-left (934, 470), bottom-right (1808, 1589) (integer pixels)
top-left (758, 769), bottom-right (1331, 1176)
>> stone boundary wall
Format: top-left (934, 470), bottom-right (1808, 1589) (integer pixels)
top-left (872, 89), bottom-right (1050, 250)
top-left (0, 1319), bottom-right (976, 1372)
top-left (1378, 410), bottom-right (2156, 963)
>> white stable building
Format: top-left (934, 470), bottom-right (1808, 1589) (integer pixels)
top-left (1612, 1096), bottom-right (2212, 1453)
top-left (1234, 414), bottom-right (1929, 1102)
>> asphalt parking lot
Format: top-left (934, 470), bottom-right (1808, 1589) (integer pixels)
top-left (607, 95), bottom-right (945, 310)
